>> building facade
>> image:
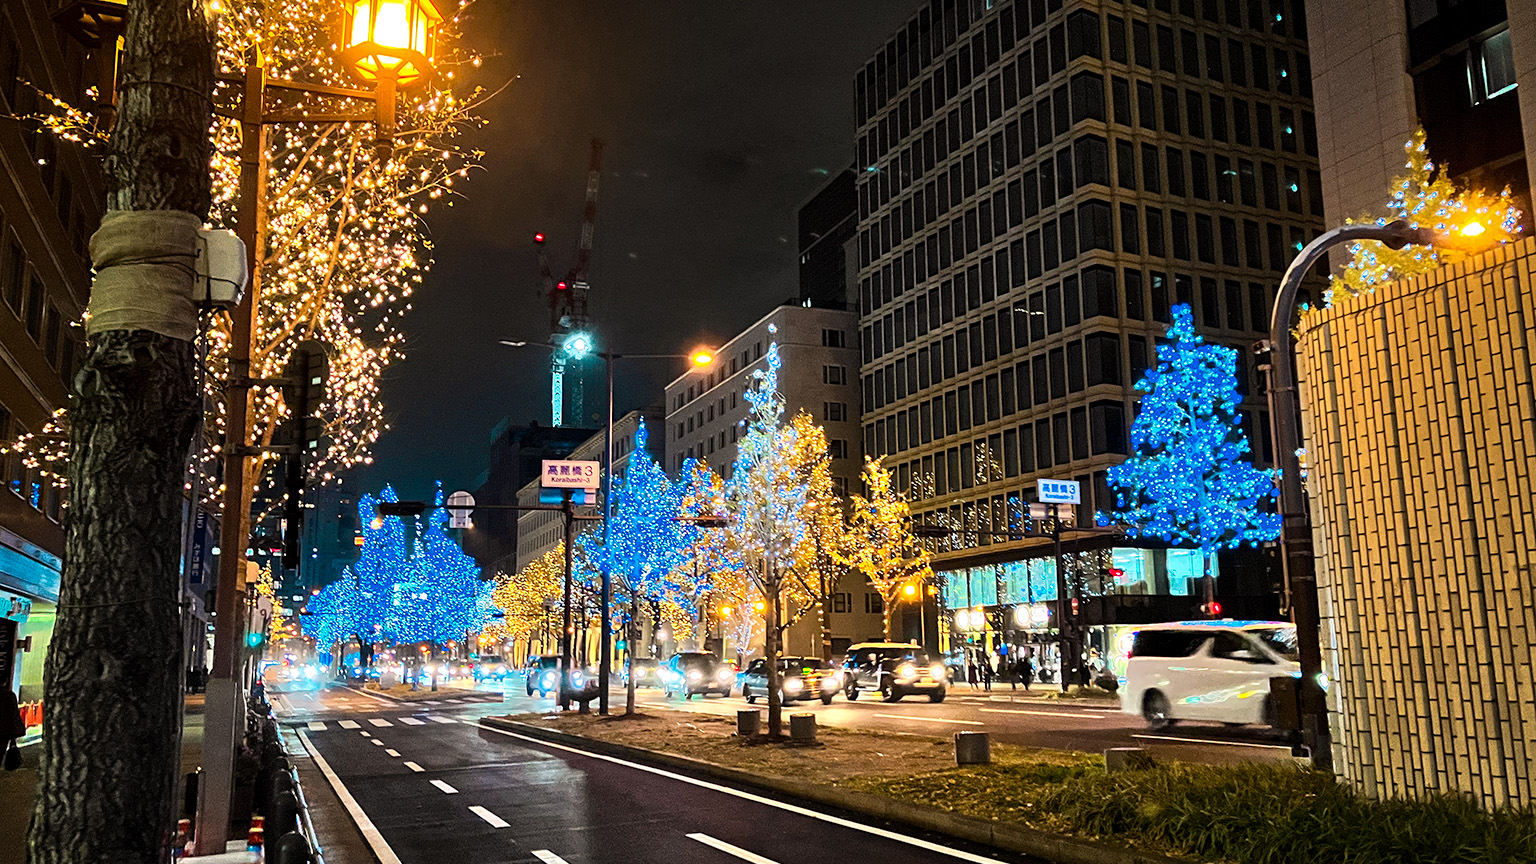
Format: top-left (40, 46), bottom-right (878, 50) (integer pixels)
top-left (1305, 0), bottom-right (1535, 230)
top-left (465, 420), bottom-right (596, 579)
top-left (0, 0), bottom-right (100, 700)
top-left (854, 0), bottom-right (1317, 673)
top-left (798, 167), bottom-right (860, 309)
top-left (665, 303), bottom-right (884, 656)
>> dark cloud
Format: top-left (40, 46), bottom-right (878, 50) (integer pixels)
top-left (355, 1), bottom-right (920, 500)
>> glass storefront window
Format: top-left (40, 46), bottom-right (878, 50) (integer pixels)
top-left (1165, 548), bottom-right (1216, 596)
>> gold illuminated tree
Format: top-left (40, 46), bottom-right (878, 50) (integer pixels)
top-left (846, 457), bottom-right (933, 640)
top-left (1328, 127), bottom-right (1523, 304)
top-left (7, 0), bottom-right (486, 513)
top-left (491, 545), bottom-right (565, 660)
top-left (782, 411), bottom-right (852, 659)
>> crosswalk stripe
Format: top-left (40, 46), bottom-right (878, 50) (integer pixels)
top-left (338, 720), bottom-right (360, 730)
top-left (368, 718), bottom-right (393, 727)
top-left (399, 717), bottom-right (427, 725)
top-left (307, 721), bottom-right (327, 731)
top-left (404, 761), bottom-right (424, 772)
top-left (429, 779), bottom-right (458, 794)
top-left (468, 805), bottom-right (509, 829)
top-left (429, 716), bottom-right (456, 724)
top-left (531, 851), bottom-right (569, 864)
top-left (686, 833), bottom-right (780, 864)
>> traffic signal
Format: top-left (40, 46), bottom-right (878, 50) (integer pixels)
top-left (533, 232), bottom-right (546, 245)
top-left (245, 631), bottom-right (264, 648)
top-left (1201, 601), bottom-right (1224, 617)
top-left (1107, 567), bottom-right (1124, 583)
top-left (1070, 597), bottom-right (1080, 616)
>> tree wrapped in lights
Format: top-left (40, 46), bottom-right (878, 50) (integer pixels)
top-left (390, 485), bottom-right (492, 645)
top-left (846, 456), bottom-right (933, 640)
top-left (492, 545), bottom-right (565, 661)
top-left (1098, 304), bottom-right (1281, 609)
top-left (1328, 127), bottom-right (1523, 304)
top-left (782, 411), bottom-right (852, 660)
top-left (7, 0), bottom-right (486, 502)
top-left (722, 334), bottom-right (807, 736)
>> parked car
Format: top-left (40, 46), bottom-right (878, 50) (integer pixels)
top-left (740, 657), bottom-right (842, 705)
top-left (1120, 620), bottom-right (1301, 729)
top-left (524, 655), bottom-right (598, 700)
top-left (624, 658), bottom-right (661, 687)
top-left (474, 655), bottom-right (511, 682)
top-left (660, 651), bottom-right (734, 699)
top-left (841, 642), bottom-right (947, 703)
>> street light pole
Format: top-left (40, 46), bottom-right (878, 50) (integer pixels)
top-left (1264, 219), bottom-right (1441, 771)
top-left (599, 350), bottom-right (614, 714)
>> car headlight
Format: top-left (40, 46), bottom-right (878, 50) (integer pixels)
top-left (687, 670), bottom-right (702, 681)
top-left (570, 671), bottom-right (585, 686)
top-left (821, 675), bottom-right (840, 689)
top-left (543, 672), bottom-right (556, 683)
top-left (717, 669), bottom-right (733, 681)
top-left (783, 678), bottom-right (803, 693)
top-left (929, 663), bottom-right (947, 680)
top-left (896, 662), bottom-right (917, 680)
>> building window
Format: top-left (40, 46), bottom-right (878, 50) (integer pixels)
top-left (865, 593), bottom-right (884, 614)
top-left (823, 364), bottom-right (846, 385)
top-left (829, 439), bottom-right (849, 459)
top-left (1469, 29), bottom-right (1517, 105)
top-left (822, 328), bottom-right (846, 347)
top-left (833, 592), bottom-right (852, 614)
top-left (824, 402), bottom-right (847, 422)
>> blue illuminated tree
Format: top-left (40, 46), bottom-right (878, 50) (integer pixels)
top-left (393, 484), bottom-right (493, 645)
top-left (1098, 304), bottom-right (1281, 606)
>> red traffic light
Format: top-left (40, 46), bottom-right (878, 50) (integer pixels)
top-left (1107, 567), bottom-right (1124, 582)
top-left (556, 281), bottom-right (568, 291)
top-left (533, 232), bottom-right (546, 245)
top-left (1202, 601), bottom-right (1223, 617)
top-left (1070, 597), bottom-right (1080, 615)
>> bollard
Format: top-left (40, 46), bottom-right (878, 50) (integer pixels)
top-left (789, 712), bottom-right (816, 744)
top-left (271, 789), bottom-right (299, 837)
top-left (736, 708), bottom-right (761, 738)
top-left (955, 731), bottom-right (991, 765)
top-left (1104, 747), bottom-right (1149, 773)
top-left (270, 830), bottom-right (312, 864)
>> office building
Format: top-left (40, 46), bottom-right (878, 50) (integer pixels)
top-left (466, 420), bottom-right (597, 579)
top-left (798, 167), bottom-right (860, 309)
top-left (854, 0), bottom-right (1320, 668)
top-left (1305, 0), bottom-right (1534, 228)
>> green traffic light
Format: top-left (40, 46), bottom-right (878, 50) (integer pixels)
top-left (246, 632), bottom-right (264, 648)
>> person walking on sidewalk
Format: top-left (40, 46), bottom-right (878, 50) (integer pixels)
top-left (2, 682), bottom-right (25, 771)
top-left (1019, 652), bottom-right (1035, 692)
top-left (979, 652), bottom-right (994, 691)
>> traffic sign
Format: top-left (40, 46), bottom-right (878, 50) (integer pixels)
top-left (541, 460), bottom-right (600, 489)
top-left (1037, 479), bottom-right (1081, 504)
top-left (446, 490), bottom-right (474, 528)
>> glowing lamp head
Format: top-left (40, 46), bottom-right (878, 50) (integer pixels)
top-left (563, 332), bottom-right (594, 358)
top-left (369, 517), bottom-right (383, 530)
top-left (340, 0), bottom-right (442, 86)
top-left (690, 349), bottom-right (715, 367)
top-left (753, 601), bottom-right (766, 613)
top-left (903, 583), bottom-right (916, 597)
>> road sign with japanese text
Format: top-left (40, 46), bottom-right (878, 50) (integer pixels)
top-left (541, 460), bottom-right (600, 489)
top-left (1037, 479), bottom-right (1081, 504)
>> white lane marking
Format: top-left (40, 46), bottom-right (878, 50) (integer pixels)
top-left (531, 851), bottom-right (569, 864)
top-left (429, 779), bottom-right (458, 794)
top-left (871, 713), bottom-right (982, 725)
top-left (297, 729), bottom-right (405, 864)
top-left (687, 833), bottom-right (780, 863)
top-left (371, 740), bottom-right (384, 746)
top-left (338, 720), bottom-right (360, 729)
top-left (978, 708), bottom-right (1109, 720)
top-left (423, 700), bottom-right (441, 705)
top-left (468, 805), bottom-right (510, 829)
top-left (1133, 733), bottom-right (1293, 750)
top-left (399, 717), bottom-right (427, 726)
top-left (360, 731), bottom-right (371, 737)
top-left (429, 716), bottom-right (456, 724)
top-left (307, 721), bottom-right (327, 731)
top-left (478, 724), bottom-right (1006, 863)
top-left (385, 748), bottom-right (400, 757)
top-left (368, 718), bottom-right (393, 727)
top-left (404, 761), bottom-right (424, 772)
top-left (352, 687), bottom-right (397, 705)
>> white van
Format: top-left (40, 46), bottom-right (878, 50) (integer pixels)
top-left (1121, 620), bottom-right (1300, 729)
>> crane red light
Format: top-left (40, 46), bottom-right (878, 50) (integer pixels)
top-left (556, 281), bottom-right (568, 290)
top-left (533, 232), bottom-right (546, 244)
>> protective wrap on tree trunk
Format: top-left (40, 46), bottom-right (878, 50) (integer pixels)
top-left (86, 209), bottom-right (201, 341)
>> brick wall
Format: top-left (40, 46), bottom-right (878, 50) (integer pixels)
top-left (1295, 236), bottom-right (1536, 807)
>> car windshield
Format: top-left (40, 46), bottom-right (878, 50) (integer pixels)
top-left (634, 659), bottom-right (658, 668)
top-left (1252, 626), bottom-right (1299, 661)
top-left (676, 654), bottom-right (716, 669)
top-left (535, 657), bottom-right (559, 669)
top-left (479, 656), bottom-right (503, 664)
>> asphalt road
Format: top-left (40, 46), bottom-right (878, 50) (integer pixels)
top-left (276, 685), bottom-right (1041, 864)
top-left (468, 675), bottom-right (1298, 767)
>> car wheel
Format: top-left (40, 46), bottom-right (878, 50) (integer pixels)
top-left (881, 681), bottom-right (901, 703)
top-left (928, 687), bottom-right (946, 703)
top-left (1142, 690), bottom-right (1174, 730)
top-left (845, 686), bottom-right (859, 701)
top-left (526, 684), bottom-right (533, 697)
top-left (744, 686), bottom-right (756, 704)
top-left (685, 691), bottom-right (694, 701)
top-left (820, 693), bottom-right (834, 705)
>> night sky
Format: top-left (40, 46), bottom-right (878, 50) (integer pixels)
top-left (356, 1), bottom-right (921, 500)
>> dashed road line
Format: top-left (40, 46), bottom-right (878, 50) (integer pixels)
top-left (296, 729), bottom-right (405, 864)
top-left (687, 833), bottom-right (779, 863)
top-left (385, 748), bottom-right (400, 757)
top-left (338, 720), bottom-right (360, 730)
top-left (429, 779), bottom-right (458, 794)
top-left (371, 739), bottom-right (384, 746)
top-left (870, 713), bottom-right (982, 725)
top-left (468, 805), bottom-right (509, 828)
top-left (403, 761), bottom-right (424, 772)
top-left (531, 851), bottom-right (569, 864)
top-left (977, 707), bottom-right (1111, 720)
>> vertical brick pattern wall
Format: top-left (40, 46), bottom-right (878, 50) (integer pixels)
top-left (1296, 237), bottom-right (1536, 807)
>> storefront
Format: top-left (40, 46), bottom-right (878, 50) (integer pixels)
top-left (0, 532), bottom-right (63, 701)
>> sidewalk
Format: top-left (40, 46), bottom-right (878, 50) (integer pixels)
top-left (0, 693), bottom-right (375, 864)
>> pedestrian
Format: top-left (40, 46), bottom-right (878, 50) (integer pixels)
top-left (965, 652), bottom-right (979, 689)
top-left (2, 681), bottom-right (25, 771)
top-left (1020, 654), bottom-right (1035, 692)
top-left (979, 652), bottom-right (993, 691)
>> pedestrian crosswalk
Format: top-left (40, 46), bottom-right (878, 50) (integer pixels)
top-left (399, 717), bottom-right (427, 726)
top-left (293, 714), bottom-right (467, 732)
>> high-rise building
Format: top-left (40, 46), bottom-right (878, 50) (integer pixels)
top-left (0, 0), bottom-right (101, 700)
top-left (466, 420), bottom-right (597, 579)
top-left (798, 167), bottom-right (859, 309)
top-left (854, 0), bottom-right (1319, 668)
top-left (1305, 0), bottom-right (1535, 228)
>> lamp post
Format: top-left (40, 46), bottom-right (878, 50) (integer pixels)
top-left (499, 338), bottom-right (714, 714)
top-left (1263, 217), bottom-right (1498, 771)
top-left (196, 2), bottom-right (443, 852)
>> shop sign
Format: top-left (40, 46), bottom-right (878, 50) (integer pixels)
top-left (2, 593), bottom-right (32, 621)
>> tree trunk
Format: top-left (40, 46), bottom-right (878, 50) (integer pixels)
top-left (625, 595), bottom-right (638, 716)
top-left (764, 567), bottom-right (782, 739)
top-left (29, 2), bottom-right (212, 862)
top-left (819, 572), bottom-right (834, 662)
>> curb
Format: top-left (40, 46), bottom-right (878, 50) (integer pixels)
top-left (479, 717), bottom-right (1176, 864)
top-left (343, 684), bottom-right (503, 705)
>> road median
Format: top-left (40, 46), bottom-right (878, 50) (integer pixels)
top-left (479, 712), bottom-right (1175, 864)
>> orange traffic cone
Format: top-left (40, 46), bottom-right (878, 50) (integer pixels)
top-left (23, 702), bottom-right (36, 727)
top-left (33, 701), bottom-right (43, 727)
top-left (247, 815), bottom-right (265, 852)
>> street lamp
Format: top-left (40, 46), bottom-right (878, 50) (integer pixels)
top-left (499, 337), bottom-right (714, 714)
top-left (1263, 217), bottom-right (1500, 771)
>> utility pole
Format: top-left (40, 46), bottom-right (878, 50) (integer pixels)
top-left (29, 2), bottom-right (212, 862)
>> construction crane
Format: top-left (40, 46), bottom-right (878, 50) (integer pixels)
top-left (534, 138), bottom-right (604, 427)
